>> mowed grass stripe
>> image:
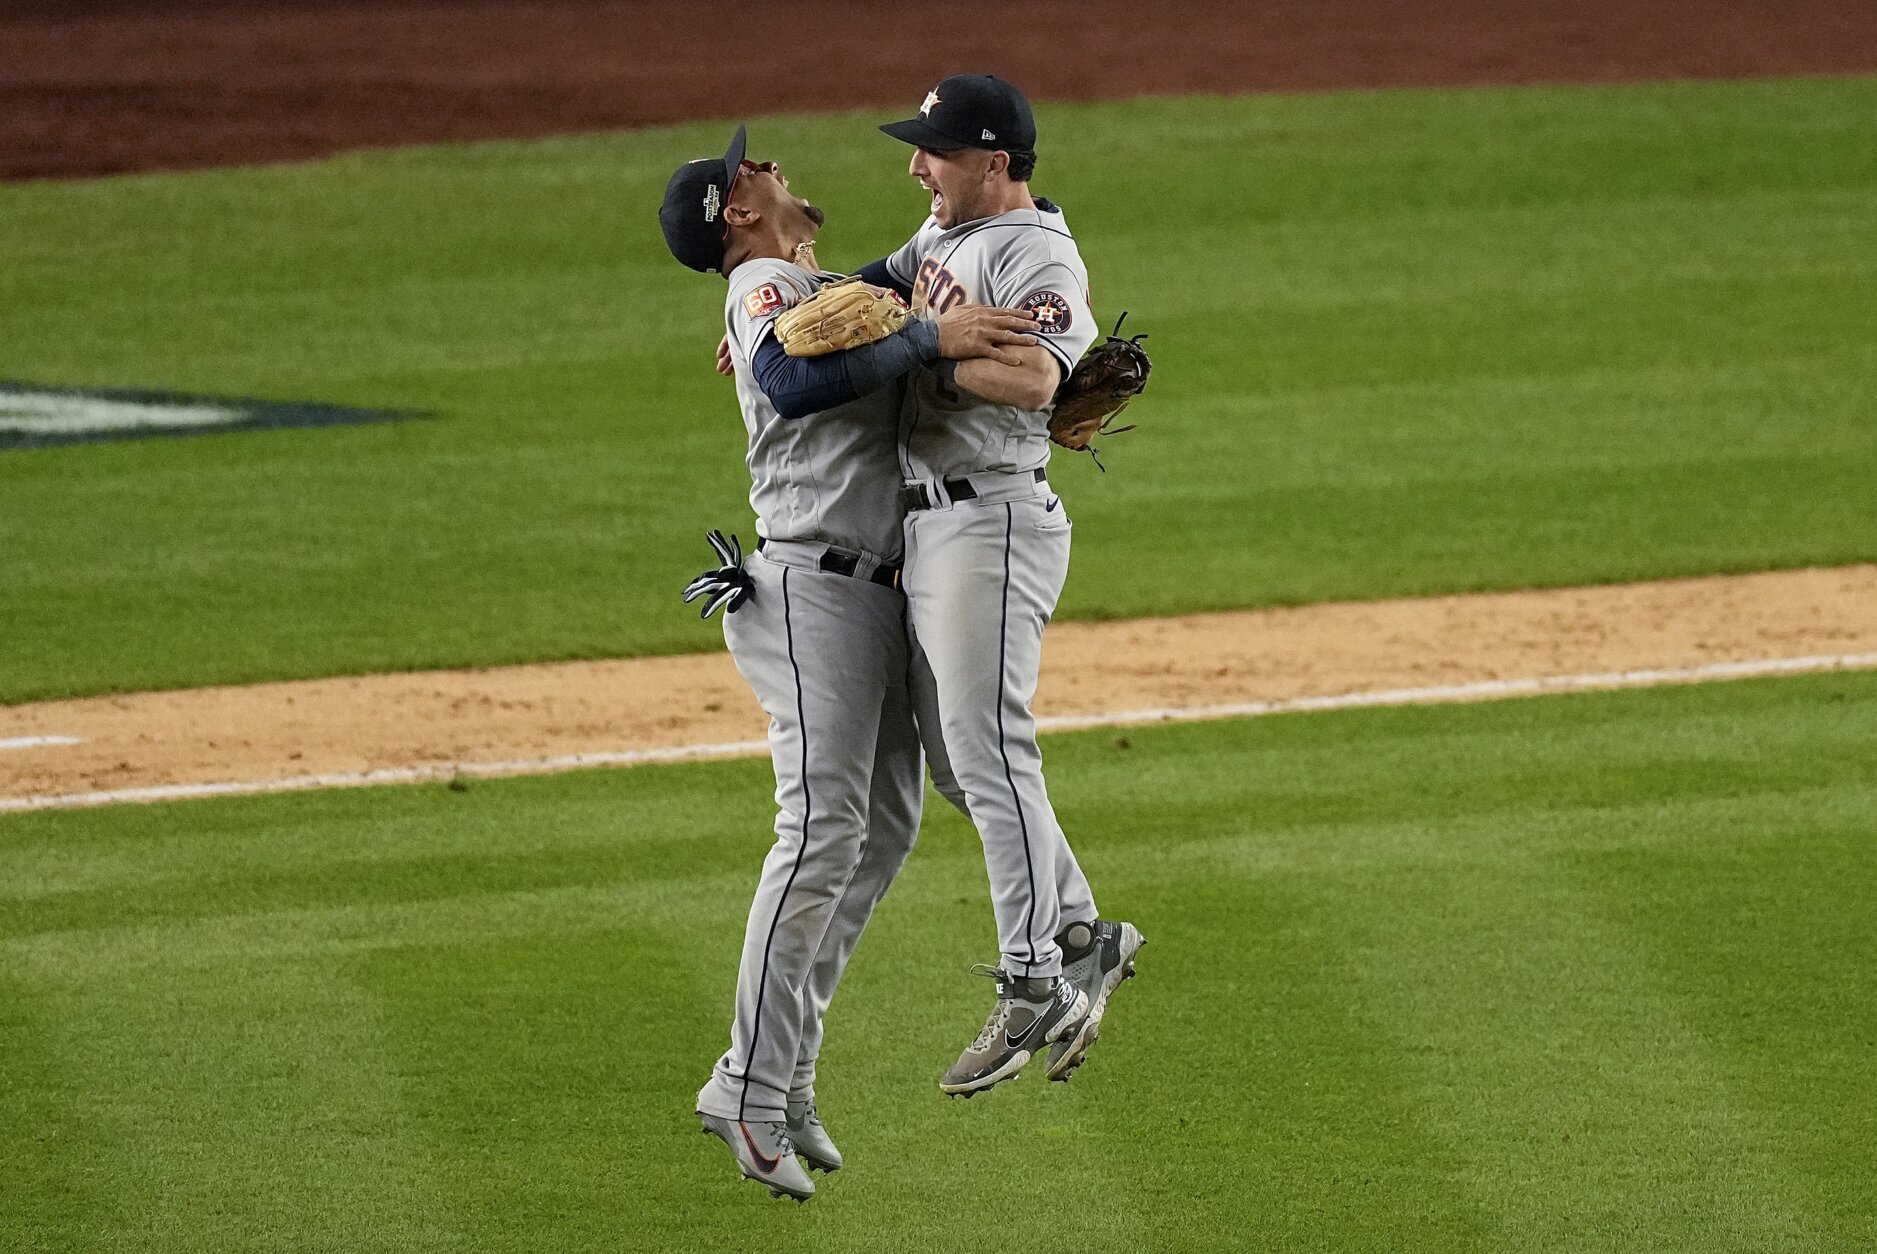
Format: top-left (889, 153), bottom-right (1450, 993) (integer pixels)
top-left (1565, 827), bottom-right (1877, 1239)
top-left (2, 77), bottom-right (1875, 701)
top-left (1336, 841), bottom-right (1814, 1247)
top-left (6, 970), bottom-right (465, 1254)
top-left (4, 672), bottom-right (1875, 1249)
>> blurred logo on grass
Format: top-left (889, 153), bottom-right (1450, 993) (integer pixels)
top-left (0, 381), bottom-right (419, 451)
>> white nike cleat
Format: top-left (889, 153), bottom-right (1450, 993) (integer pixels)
top-left (1046, 920), bottom-right (1145, 1082)
top-left (939, 965), bottom-right (1089, 1097)
top-left (698, 1112), bottom-right (816, 1201)
top-left (785, 1099), bottom-right (842, 1173)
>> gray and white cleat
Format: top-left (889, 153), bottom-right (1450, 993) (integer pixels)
top-left (939, 965), bottom-right (1089, 1097)
top-left (785, 1099), bottom-right (842, 1173)
top-left (1046, 920), bottom-right (1146, 1082)
top-left (698, 1112), bottom-right (816, 1202)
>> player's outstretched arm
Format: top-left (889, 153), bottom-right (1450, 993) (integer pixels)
top-left (951, 345), bottom-right (1062, 413)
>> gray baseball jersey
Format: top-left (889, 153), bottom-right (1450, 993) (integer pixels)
top-left (882, 201), bottom-right (1098, 480)
top-left (724, 257), bottom-right (908, 561)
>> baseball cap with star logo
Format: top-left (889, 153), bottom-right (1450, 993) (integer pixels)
top-left (659, 124), bottom-right (749, 274)
top-left (879, 74), bottom-right (1036, 156)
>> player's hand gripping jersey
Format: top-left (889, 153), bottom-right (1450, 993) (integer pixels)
top-left (724, 257), bottom-right (908, 561)
top-left (880, 199), bottom-right (1096, 479)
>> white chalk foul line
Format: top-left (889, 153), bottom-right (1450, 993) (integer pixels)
top-left (0, 739), bottom-right (772, 814)
top-left (3, 650), bottom-right (1874, 815)
top-left (1035, 651), bottom-right (1877, 732)
top-left (0, 735), bottom-right (83, 751)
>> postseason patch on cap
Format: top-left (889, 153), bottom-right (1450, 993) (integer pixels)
top-left (1021, 291), bottom-right (1073, 335)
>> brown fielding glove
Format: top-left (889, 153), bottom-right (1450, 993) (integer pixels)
top-left (1048, 311), bottom-right (1150, 463)
top-left (773, 278), bottom-right (911, 357)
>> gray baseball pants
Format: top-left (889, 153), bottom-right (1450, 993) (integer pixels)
top-left (695, 541), bottom-right (923, 1125)
top-left (903, 472), bottom-right (1099, 980)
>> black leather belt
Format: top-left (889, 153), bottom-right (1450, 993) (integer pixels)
top-left (819, 549), bottom-right (902, 589)
top-left (756, 539), bottom-right (902, 589)
top-left (901, 468), bottom-right (1046, 512)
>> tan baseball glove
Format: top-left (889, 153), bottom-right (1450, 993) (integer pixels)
top-left (1048, 311), bottom-right (1150, 462)
top-left (773, 278), bottom-right (910, 357)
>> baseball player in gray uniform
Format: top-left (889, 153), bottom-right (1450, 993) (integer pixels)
top-left (856, 75), bottom-right (1146, 1097)
top-left (660, 127), bottom-right (1041, 1200)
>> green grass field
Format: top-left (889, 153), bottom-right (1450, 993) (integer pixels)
top-left (4, 76), bottom-right (1876, 701)
top-left (5, 673), bottom-right (1875, 1251)
top-left (6, 75), bottom-right (1876, 1250)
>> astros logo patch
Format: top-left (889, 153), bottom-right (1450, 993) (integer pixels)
top-left (1021, 291), bottom-right (1072, 334)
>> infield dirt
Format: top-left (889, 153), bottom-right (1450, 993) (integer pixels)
top-left (4, 567), bottom-right (1874, 809)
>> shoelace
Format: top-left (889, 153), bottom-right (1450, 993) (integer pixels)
top-left (966, 963), bottom-right (1014, 1051)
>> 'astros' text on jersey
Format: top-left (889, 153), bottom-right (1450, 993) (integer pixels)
top-left (883, 200), bottom-right (1097, 481)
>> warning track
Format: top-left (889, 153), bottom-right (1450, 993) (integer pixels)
top-left (3, 565), bottom-right (1873, 813)
top-left (6, 0), bottom-right (1876, 181)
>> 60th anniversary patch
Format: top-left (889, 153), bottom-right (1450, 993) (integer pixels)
top-left (0, 381), bottom-right (418, 451)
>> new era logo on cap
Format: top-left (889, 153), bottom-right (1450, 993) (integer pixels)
top-left (982, 129), bottom-right (996, 141)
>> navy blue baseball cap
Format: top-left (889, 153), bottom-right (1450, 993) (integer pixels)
top-left (660, 124), bottom-right (749, 274)
top-left (880, 75), bottom-right (1036, 156)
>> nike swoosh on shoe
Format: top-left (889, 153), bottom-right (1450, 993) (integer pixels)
top-left (1003, 1014), bottom-right (1045, 1051)
top-left (739, 1123), bottom-right (780, 1174)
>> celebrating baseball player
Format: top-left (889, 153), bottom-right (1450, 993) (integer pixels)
top-left (659, 126), bottom-right (1042, 1201)
top-left (851, 75), bottom-right (1148, 1098)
